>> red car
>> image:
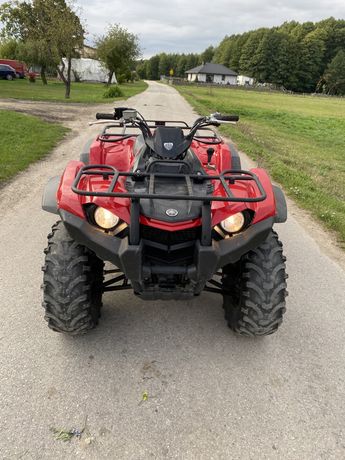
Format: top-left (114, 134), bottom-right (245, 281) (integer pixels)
top-left (0, 59), bottom-right (27, 78)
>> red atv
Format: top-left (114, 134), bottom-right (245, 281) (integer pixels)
top-left (42, 108), bottom-right (288, 336)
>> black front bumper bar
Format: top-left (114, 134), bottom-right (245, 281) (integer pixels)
top-left (60, 209), bottom-right (273, 295)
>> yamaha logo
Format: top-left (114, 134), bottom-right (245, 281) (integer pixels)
top-left (166, 208), bottom-right (179, 217)
top-left (164, 142), bottom-right (174, 151)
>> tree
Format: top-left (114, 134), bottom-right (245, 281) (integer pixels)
top-left (298, 29), bottom-right (326, 92)
top-left (136, 60), bottom-right (147, 79)
top-left (158, 53), bottom-right (170, 77)
top-left (96, 24), bottom-right (140, 85)
top-left (201, 46), bottom-right (215, 63)
top-left (176, 54), bottom-right (188, 77)
top-left (53, 3), bottom-right (84, 97)
top-left (145, 55), bottom-right (160, 80)
top-left (239, 28), bottom-right (267, 76)
top-left (0, 0), bottom-right (84, 96)
top-left (322, 49), bottom-right (345, 95)
top-left (0, 38), bottom-right (20, 59)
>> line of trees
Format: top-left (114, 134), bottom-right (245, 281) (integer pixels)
top-left (137, 18), bottom-right (345, 95)
top-left (136, 46), bottom-right (215, 81)
top-left (1, 8), bottom-right (344, 96)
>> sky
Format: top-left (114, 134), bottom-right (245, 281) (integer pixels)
top-left (1, 0), bottom-right (345, 57)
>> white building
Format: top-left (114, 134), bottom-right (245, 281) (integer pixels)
top-left (237, 75), bottom-right (254, 86)
top-left (60, 58), bottom-right (116, 84)
top-left (185, 63), bottom-right (237, 85)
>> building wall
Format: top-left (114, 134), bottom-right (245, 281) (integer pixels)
top-left (187, 73), bottom-right (236, 84)
top-left (187, 73), bottom-right (207, 82)
top-left (213, 74), bottom-right (237, 85)
top-left (237, 75), bottom-right (254, 86)
top-left (197, 73), bottom-right (207, 82)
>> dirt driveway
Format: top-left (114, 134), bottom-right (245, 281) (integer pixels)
top-left (0, 97), bottom-right (111, 123)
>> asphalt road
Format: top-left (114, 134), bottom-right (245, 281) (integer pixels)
top-left (1, 81), bottom-right (345, 459)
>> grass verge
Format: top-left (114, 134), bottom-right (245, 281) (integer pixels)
top-left (0, 79), bottom-right (148, 103)
top-left (0, 110), bottom-right (68, 184)
top-left (177, 85), bottom-right (345, 246)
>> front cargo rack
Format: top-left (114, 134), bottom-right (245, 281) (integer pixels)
top-left (72, 164), bottom-right (266, 203)
top-left (72, 165), bottom-right (267, 246)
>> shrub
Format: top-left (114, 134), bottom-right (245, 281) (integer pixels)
top-left (103, 85), bottom-right (124, 98)
top-left (28, 72), bottom-right (36, 83)
top-left (117, 74), bottom-right (126, 84)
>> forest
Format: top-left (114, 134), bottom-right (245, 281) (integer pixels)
top-left (137, 18), bottom-right (345, 94)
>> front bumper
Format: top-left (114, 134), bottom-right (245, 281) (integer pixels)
top-left (59, 210), bottom-right (273, 298)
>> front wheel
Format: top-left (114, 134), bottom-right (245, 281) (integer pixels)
top-left (42, 221), bottom-right (104, 335)
top-left (222, 230), bottom-right (288, 336)
top-left (6, 74), bottom-right (13, 81)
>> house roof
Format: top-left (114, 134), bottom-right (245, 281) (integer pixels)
top-left (185, 62), bottom-right (237, 76)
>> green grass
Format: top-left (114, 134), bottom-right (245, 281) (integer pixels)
top-left (0, 110), bottom-right (68, 184)
top-left (0, 79), bottom-right (148, 103)
top-left (177, 85), bottom-right (345, 245)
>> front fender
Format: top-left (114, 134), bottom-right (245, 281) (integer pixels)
top-left (42, 175), bottom-right (60, 215)
top-left (273, 185), bottom-right (287, 223)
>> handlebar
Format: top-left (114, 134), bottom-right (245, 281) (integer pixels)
top-left (213, 114), bottom-right (239, 122)
top-left (93, 109), bottom-right (239, 145)
top-left (96, 113), bottom-right (116, 120)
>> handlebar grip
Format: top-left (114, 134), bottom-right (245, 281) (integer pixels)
top-left (215, 114), bottom-right (239, 122)
top-left (96, 113), bottom-right (115, 120)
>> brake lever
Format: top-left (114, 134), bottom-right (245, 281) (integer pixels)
top-left (89, 120), bottom-right (121, 126)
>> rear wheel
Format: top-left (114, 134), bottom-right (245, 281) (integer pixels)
top-left (222, 230), bottom-right (288, 336)
top-left (6, 74), bottom-right (13, 81)
top-left (42, 221), bottom-right (104, 335)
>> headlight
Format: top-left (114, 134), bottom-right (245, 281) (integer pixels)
top-left (220, 212), bottom-right (245, 234)
top-left (94, 207), bottom-right (119, 230)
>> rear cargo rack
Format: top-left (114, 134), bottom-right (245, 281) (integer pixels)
top-left (98, 122), bottom-right (223, 145)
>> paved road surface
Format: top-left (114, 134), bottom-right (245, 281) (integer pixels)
top-left (1, 82), bottom-right (345, 459)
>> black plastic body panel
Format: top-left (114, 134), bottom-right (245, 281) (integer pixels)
top-left (42, 176), bottom-right (60, 215)
top-left (59, 209), bottom-right (274, 300)
top-left (273, 185), bottom-right (287, 223)
top-left (228, 142), bottom-right (242, 170)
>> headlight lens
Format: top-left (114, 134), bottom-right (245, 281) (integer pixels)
top-left (220, 212), bottom-right (245, 234)
top-left (94, 207), bottom-right (119, 230)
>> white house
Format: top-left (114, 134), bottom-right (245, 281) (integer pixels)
top-left (237, 75), bottom-right (254, 86)
top-left (185, 63), bottom-right (237, 85)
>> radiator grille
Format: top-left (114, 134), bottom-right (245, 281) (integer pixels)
top-left (141, 225), bottom-right (200, 246)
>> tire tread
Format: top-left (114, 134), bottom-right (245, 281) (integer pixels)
top-left (42, 221), bottom-right (104, 335)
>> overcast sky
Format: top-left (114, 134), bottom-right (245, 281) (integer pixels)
top-left (1, 0), bottom-right (345, 57)
top-left (80, 0), bottom-right (345, 57)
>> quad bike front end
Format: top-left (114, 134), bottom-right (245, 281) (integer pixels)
top-left (42, 109), bottom-right (288, 336)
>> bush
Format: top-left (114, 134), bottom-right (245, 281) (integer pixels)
top-left (28, 72), bottom-right (36, 83)
top-left (117, 74), bottom-right (126, 84)
top-left (103, 85), bottom-right (124, 98)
